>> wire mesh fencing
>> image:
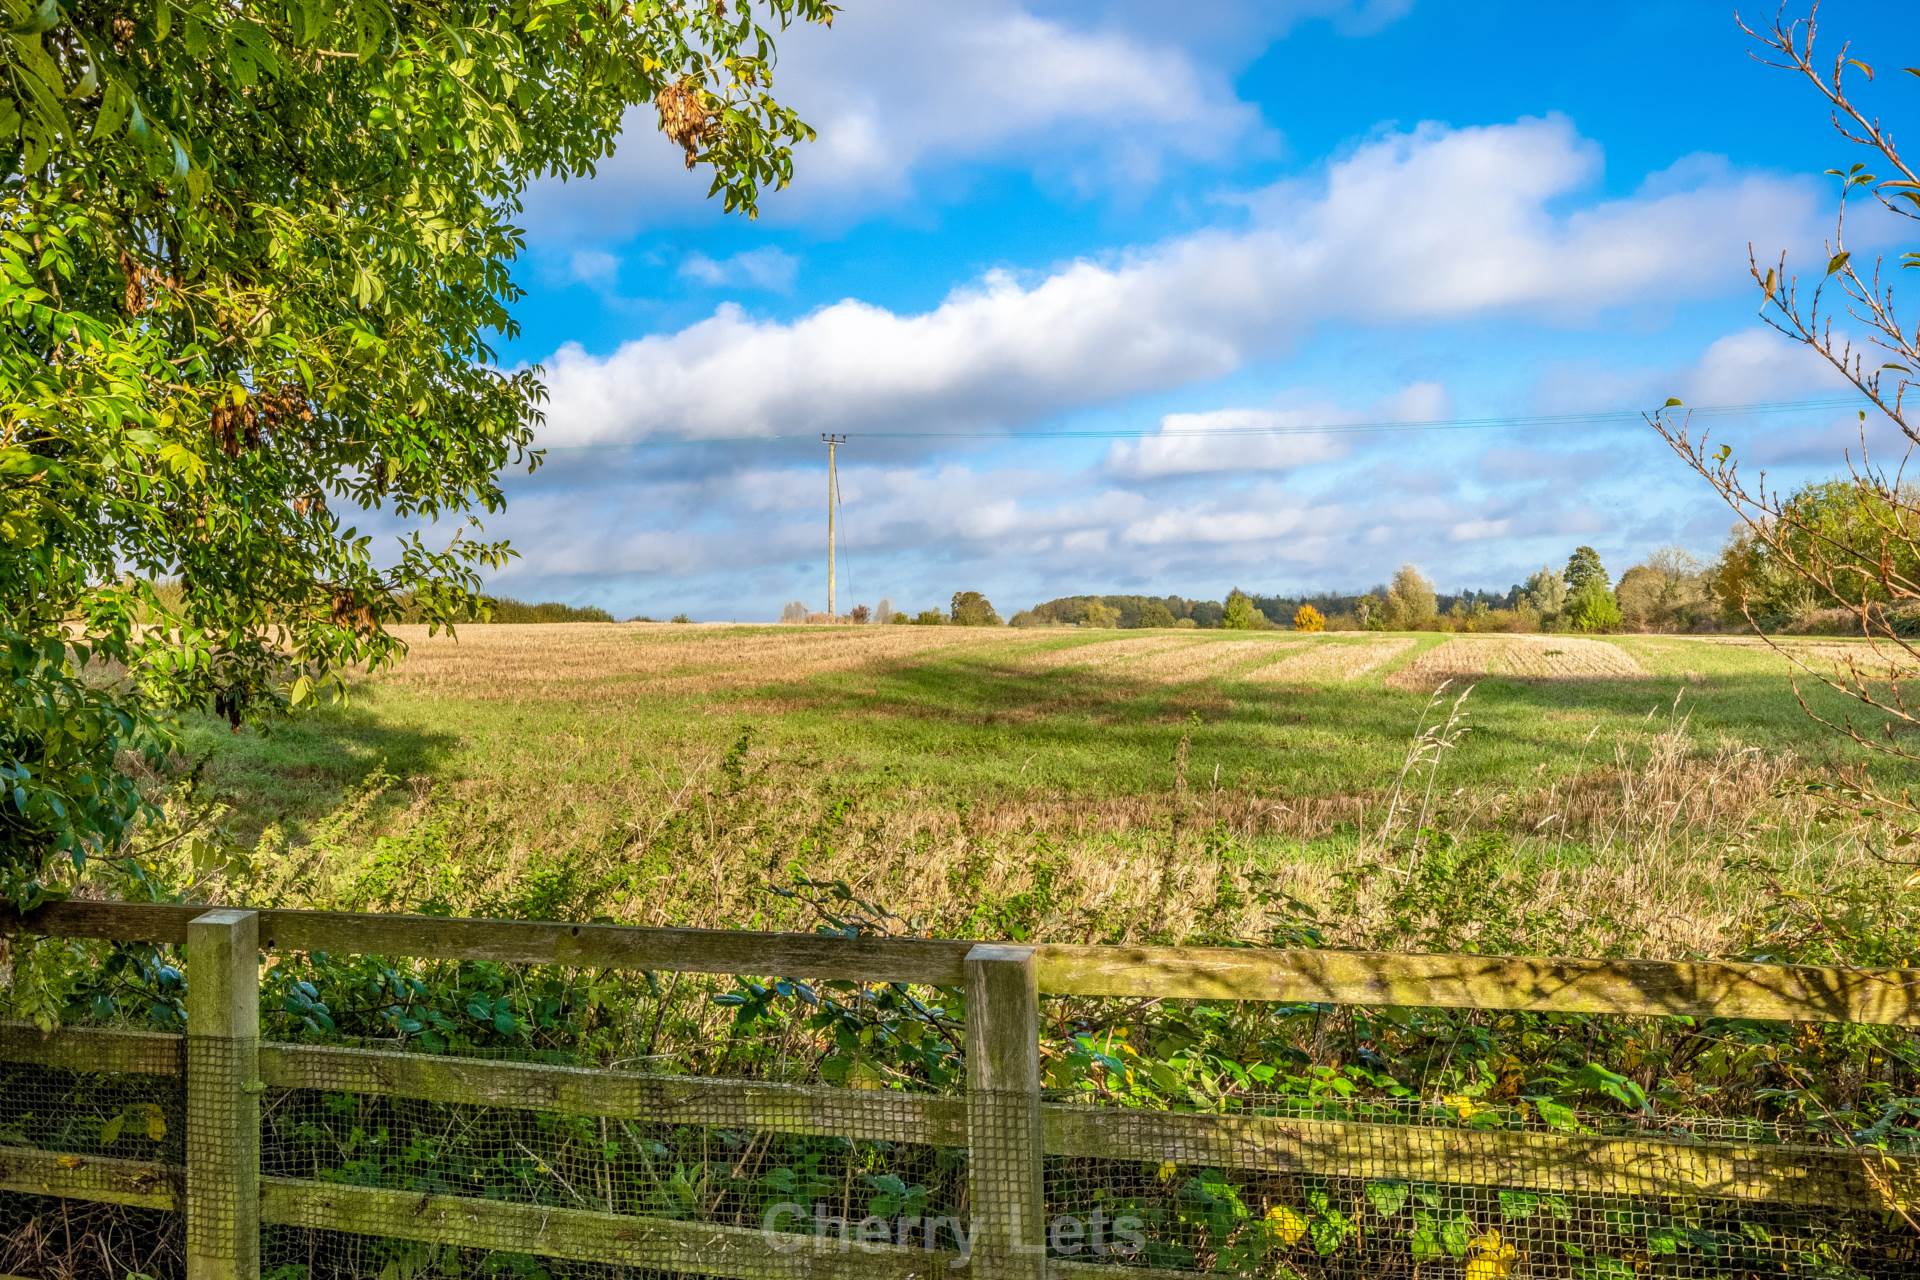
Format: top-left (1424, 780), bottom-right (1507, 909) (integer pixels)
top-left (1, 909), bottom-right (1918, 1279)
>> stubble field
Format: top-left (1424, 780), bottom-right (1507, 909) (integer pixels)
top-left (180, 623), bottom-right (1913, 962)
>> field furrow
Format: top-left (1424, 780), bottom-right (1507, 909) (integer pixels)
top-left (1246, 637), bottom-right (1418, 684)
top-left (1384, 635), bottom-right (1647, 691)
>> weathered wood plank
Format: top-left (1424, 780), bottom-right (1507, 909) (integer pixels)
top-left (966, 944), bottom-right (1046, 1280)
top-left (258, 1178), bottom-right (960, 1280)
top-left (1042, 1105), bottom-right (1917, 1211)
top-left (259, 1043), bottom-right (966, 1145)
top-left (20, 900), bottom-right (1920, 1024)
top-left (8, 901), bottom-right (975, 986)
top-left (0, 1145), bottom-right (176, 1209)
top-left (185, 909), bottom-right (260, 1280)
top-left (0, 1021), bottom-right (181, 1076)
top-left (1035, 945), bottom-right (1920, 1025)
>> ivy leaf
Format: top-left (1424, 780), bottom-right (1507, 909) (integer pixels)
top-left (1363, 1180), bottom-right (1409, 1217)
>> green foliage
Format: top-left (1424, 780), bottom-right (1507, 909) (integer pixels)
top-left (1522, 566), bottom-right (1567, 621)
top-left (1708, 481), bottom-right (1920, 627)
top-left (1138, 601), bottom-right (1177, 629)
top-left (1221, 588), bottom-right (1260, 631)
top-left (1616, 548), bottom-right (1710, 633)
top-left (1081, 599), bottom-right (1121, 628)
top-left (1564, 545), bottom-right (1610, 595)
top-left (1383, 565), bottom-right (1437, 630)
top-left (1563, 580), bottom-right (1622, 633)
top-left (0, 0), bottom-right (831, 891)
top-left (481, 597), bottom-right (614, 624)
top-left (949, 591), bottom-right (1002, 626)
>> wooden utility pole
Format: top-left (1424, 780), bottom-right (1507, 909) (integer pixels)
top-left (822, 434), bottom-right (845, 618)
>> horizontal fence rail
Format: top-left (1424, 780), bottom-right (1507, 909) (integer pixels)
top-left (2, 900), bottom-right (1917, 1279)
top-left (15, 899), bottom-right (1920, 1024)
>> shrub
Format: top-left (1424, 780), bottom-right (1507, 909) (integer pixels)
top-left (1292, 603), bottom-right (1325, 632)
top-left (1564, 581), bottom-right (1622, 633)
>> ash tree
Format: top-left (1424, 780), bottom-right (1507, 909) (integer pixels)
top-left (0, 0), bottom-right (832, 896)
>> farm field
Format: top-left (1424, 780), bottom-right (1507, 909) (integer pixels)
top-left (180, 623), bottom-right (1912, 961)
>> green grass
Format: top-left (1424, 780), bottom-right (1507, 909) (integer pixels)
top-left (171, 625), bottom-right (1910, 954)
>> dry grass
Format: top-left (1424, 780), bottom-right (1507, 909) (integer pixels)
top-left (1092, 635), bottom-right (1308, 683)
top-left (1246, 637), bottom-right (1417, 684)
top-left (180, 622), bottom-right (1906, 961)
top-left (1014, 633), bottom-right (1209, 671)
top-left (1385, 635), bottom-right (1648, 691)
top-left (382, 623), bottom-right (1030, 698)
top-left (218, 688), bottom-right (1883, 961)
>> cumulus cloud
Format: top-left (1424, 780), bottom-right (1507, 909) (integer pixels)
top-left (679, 248), bottom-right (800, 293)
top-left (521, 0), bottom-right (1270, 239)
top-left (1105, 382), bottom-right (1449, 479)
top-left (536, 118), bottom-right (1822, 448)
top-left (1534, 326), bottom-right (1852, 414)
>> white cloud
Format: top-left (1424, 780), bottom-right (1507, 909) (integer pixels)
top-left (565, 250), bottom-right (620, 285)
top-left (521, 0), bottom-right (1270, 239)
top-left (679, 248), bottom-right (800, 293)
top-left (1534, 325), bottom-right (1851, 413)
top-left (1449, 518), bottom-right (1511, 542)
top-left (1105, 382), bottom-right (1449, 479)
top-left (537, 118), bottom-right (1821, 447)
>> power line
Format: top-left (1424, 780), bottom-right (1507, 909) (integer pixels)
top-left (534, 396), bottom-right (1862, 451)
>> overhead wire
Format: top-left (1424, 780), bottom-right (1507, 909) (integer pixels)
top-left (531, 396), bottom-right (1862, 451)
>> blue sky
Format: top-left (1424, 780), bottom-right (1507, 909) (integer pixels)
top-left (469, 0), bottom-right (1912, 621)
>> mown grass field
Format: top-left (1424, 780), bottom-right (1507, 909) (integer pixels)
top-left (179, 624), bottom-right (1912, 959)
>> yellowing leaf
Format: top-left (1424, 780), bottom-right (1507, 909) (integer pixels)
top-left (1155, 1159), bottom-right (1178, 1183)
top-left (1265, 1205), bottom-right (1307, 1246)
top-left (55, 1155), bottom-right (84, 1169)
top-left (1467, 1229), bottom-right (1517, 1280)
top-left (144, 1103), bottom-right (167, 1142)
top-left (1444, 1093), bottom-right (1483, 1120)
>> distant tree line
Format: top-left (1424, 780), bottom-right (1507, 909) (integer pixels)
top-left (979, 484), bottom-right (1920, 636)
top-left (378, 593), bottom-right (619, 624)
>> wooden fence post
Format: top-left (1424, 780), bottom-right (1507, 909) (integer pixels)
top-left (965, 943), bottom-right (1045, 1280)
top-left (186, 908), bottom-right (261, 1280)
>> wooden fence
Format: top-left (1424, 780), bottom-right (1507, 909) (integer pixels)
top-left (3, 900), bottom-right (1920, 1280)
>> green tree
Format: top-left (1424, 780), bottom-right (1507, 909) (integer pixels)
top-left (1354, 593), bottom-right (1383, 630)
top-left (1081, 600), bottom-right (1120, 628)
top-left (1614, 566), bottom-right (1668, 632)
top-left (1383, 565), bottom-right (1437, 630)
top-left (950, 592), bottom-right (1002, 626)
top-left (1137, 601), bottom-right (1177, 629)
top-left (1564, 546), bottom-right (1610, 595)
top-left (1221, 588), bottom-right (1260, 630)
top-left (1563, 579), bottom-right (1623, 633)
top-left (1, 0), bottom-right (831, 890)
top-left (1522, 566), bottom-right (1567, 622)
top-left (1617, 546), bottom-right (1708, 632)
